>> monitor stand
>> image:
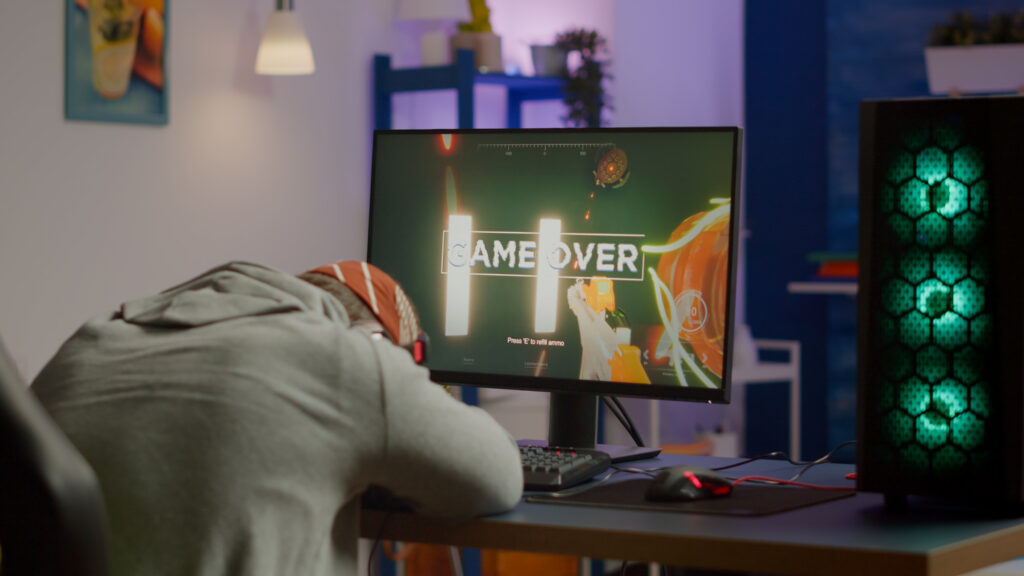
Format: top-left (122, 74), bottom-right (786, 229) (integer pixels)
top-left (519, 392), bottom-right (661, 464)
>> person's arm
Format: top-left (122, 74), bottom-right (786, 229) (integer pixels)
top-left (371, 341), bottom-right (523, 518)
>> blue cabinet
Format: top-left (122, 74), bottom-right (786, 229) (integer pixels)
top-left (374, 50), bottom-right (565, 130)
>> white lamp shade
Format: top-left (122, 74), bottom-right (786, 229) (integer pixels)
top-left (396, 0), bottom-right (470, 21)
top-left (256, 11), bottom-right (315, 75)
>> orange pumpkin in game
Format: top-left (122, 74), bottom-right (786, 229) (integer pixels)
top-left (656, 207), bottom-right (731, 377)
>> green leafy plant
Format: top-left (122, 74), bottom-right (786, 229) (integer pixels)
top-left (929, 9), bottom-right (1024, 46)
top-left (458, 0), bottom-right (493, 33)
top-left (555, 28), bottom-right (610, 128)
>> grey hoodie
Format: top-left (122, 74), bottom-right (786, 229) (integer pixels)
top-left (32, 261), bottom-right (522, 576)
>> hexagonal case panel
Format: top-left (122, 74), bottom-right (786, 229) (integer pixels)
top-left (874, 120), bottom-right (992, 478)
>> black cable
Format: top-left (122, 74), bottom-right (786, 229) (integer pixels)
top-left (600, 396), bottom-right (629, 438)
top-left (789, 440), bottom-right (856, 482)
top-left (599, 395), bottom-right (622, 422)
top-left (709, 441), bottom-right (857, 480)
top-left (610, 397), bottom-right (643, 447)
top-left (710, 451), bottom-right (803, 472)
top-left (600, 396), bottom-right (633, 441)
top-left (609, 396), bottom-right (644, 447)
top-left (610, 464), bottom-right (659, 477)
top-left (601, 396), bottom-right (645, 447)
top-left (545, 467), bottom-right (622, 498)
top-left (367, 510), bottom-right (394, 576)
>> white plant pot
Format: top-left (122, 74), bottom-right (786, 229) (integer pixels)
top-left (925, 44), bottom-right (1024, 95)
top-left (530, 45), bottom-right (568, 77)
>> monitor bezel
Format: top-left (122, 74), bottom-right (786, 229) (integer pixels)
top-left (367, 126), bottom-right (742, 404)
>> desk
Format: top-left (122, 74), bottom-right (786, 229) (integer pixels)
top-left (362, 455), bottom-right (1024, 576)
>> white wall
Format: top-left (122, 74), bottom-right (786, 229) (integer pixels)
top-left (613, 0), bottom-right (744, 129)
top-left (0, 1), bottom-right (396, 378)
top-left (610, 0), bottom-right (746, 448)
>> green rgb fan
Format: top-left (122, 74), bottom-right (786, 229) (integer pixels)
top-left (874, 121), bottom-right (992, 476)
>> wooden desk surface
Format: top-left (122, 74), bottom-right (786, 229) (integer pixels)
top-left (361, 455), bottom-right (1024, 576)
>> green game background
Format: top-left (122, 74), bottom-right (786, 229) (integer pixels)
top-left (369, 129), bottom-right (737, 389)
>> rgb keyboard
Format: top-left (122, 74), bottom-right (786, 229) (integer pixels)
top-left (520, 445), bottom-right (612, 491)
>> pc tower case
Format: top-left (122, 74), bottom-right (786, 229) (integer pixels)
top-left (857, 96), bottom-right (1024, 509)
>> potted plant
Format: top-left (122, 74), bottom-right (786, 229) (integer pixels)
top-left (555, 28), bottom-right (610, 128)
top-left (450, 0), bottom-right (502, 72)
top-left (925, 9), bottom-right (1024, 95)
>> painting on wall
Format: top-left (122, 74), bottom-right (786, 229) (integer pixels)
top-left (65, 0), bottom-right (167, 125)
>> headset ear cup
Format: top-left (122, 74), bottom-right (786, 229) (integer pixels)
top-left (408, 332), bottom-right (429, 364)
top-left (357, 320), bottom-right (429, 365)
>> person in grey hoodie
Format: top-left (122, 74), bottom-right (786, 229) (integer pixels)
top-left (32, 260), bottom-right (523, 576)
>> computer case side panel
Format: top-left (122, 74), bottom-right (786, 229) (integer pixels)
top-left (857, 96), bottom-right (1024, 508)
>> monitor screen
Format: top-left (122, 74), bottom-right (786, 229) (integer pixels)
top-left (368, 128), bottom-right (741, 404)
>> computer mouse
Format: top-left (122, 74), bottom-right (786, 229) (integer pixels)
top-left (644, 465), bottom-right (733, 502)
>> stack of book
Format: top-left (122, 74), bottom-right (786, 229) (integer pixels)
top-left (808, 252), bottom-right (858, 279)
top-left (787, 252), bottom-right (859, 295)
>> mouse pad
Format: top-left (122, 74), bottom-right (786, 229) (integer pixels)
top-left (526, 478), bottom-right (854, 516)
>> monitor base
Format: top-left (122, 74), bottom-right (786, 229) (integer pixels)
top-left (597, 443), bottom-right (662, 464)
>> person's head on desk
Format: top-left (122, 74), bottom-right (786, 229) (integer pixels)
top-left (31, 259), bottom-right (524, 576)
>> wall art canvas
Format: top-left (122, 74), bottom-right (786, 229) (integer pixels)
top-left (65, 0), bottom-right (168, 125)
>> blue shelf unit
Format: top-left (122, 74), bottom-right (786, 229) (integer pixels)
top-left (373, 50), bottom-right (566, 130)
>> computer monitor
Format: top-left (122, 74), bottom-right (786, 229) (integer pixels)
top-left (367, 128), bottom-right (742, 458)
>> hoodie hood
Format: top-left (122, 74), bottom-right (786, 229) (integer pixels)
top-left (121, 261), bottom-right (350, 328)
